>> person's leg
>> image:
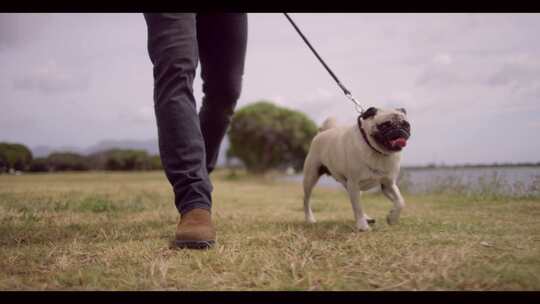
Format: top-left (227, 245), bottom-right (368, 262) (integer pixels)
top-left (196, 13), bottom-right (248, 173)
top-left (144, 13), bottom-right (213, 216)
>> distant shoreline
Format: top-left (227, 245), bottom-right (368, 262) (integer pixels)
top-left (402, 163), bottom-right (540, 170)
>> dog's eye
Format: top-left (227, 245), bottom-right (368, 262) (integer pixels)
top-left (402, 121), bottom-right (410, 129)
top-left (378, 122), bottom-right (393, 129)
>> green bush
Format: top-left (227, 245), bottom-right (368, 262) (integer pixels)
top-left (89, 149), bottom-right (157, 171)
top-left (228, 101), bottom-right (318, 173)
top-left (147, 154), bottom-right (163, 170)
top-left (1, 142), bottom-right (163, 172)
top-left (0, 142), bottom-right (33, 172)
top-left (46, 152), bottom-right (90, 171)
top-left (29, 157), bottom-right (49, 172)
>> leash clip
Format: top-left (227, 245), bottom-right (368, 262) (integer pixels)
top-left (345, 92), bottom-right (365, 114)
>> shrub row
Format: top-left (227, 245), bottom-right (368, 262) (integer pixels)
top-left (1, 143), bottom-right (162, 173)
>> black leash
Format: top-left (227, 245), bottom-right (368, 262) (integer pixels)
top-left (283, 13), bottom-right (366, 114)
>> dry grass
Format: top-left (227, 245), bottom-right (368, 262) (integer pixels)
top-left (0, 170), bottom-right (539, 290)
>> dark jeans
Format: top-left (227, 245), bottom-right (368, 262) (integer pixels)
top-left (144, 13), bottom-right (247, 215)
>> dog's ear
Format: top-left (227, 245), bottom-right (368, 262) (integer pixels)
top-left (361, 107), bottom-right (378, 119)
top-left (396, 108), bottom-right (407, 115)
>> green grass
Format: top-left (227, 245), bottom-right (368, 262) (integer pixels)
top-left (0, 170), bottom-right (539, 290)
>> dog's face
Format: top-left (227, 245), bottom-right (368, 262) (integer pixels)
top-left (360, 107), bottom-right (411, 153)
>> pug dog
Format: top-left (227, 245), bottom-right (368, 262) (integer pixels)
top-left (303, 107), bottom-right (411, 231)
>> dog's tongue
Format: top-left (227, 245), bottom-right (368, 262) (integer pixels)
top-left (390, 138), bottom-right (407, 148)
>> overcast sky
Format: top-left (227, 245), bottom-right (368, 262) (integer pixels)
top-left (1, 13), bottom-right (539, 166)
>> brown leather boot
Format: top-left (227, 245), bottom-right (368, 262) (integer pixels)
top-left (175, 208), bottom-right (216, 249)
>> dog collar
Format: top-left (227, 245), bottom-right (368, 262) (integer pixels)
top-left (357, 116), bottom-right (387, 156)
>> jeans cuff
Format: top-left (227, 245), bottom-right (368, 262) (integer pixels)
top-left (177, 201), bottom-right (212, 216)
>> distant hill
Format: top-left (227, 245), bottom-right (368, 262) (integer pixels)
top-left (32, 145), bottom-right (85, 157)
top-left (83, 139), bottom-right (160, 155)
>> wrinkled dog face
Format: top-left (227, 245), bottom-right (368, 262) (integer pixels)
top-left (361, 107), bottom-right (411, 153)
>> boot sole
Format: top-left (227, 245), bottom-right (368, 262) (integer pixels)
top-left (175, 240), bottom-right (215, 250)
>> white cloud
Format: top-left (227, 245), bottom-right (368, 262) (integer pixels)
top-left (433, 53), bottom-right (452, 65)
top-left (384, 91), bottom-right (415, 108)
top-left (415, 65), bottom-right (463, 87)
top-left (529, 121), bottom-right (540, 128)
top-left (130, 106), bottom-right (155, 123)
top-left (487, 60), bottom-right (540, 88)
top-left (0, 13), bottom-right (52, 50)
top-left (12, 60), bottom-right (90, 94)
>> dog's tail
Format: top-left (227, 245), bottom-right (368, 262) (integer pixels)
top-left (318, 117), bottom-right (338, 132)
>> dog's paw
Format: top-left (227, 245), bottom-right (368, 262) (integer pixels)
top-left (356, 220), bottom-right (371, 232)
top-left (356, 225), bottom-right (371, 232)
top-left (386, 214), bottom-right (399, 225)
top-left (306, 217), bottom-right (317, 224)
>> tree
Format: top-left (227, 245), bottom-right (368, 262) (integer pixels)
top-left (29, 157), bottom-right (49, 172)
top-left (87, 149), bottom-right (151, 171)
top-left (147, 155), bottom-right (163, 170)
top-left (228, 101), bottom-right (318, 173)
top-left (0, 142), bottom-right (33, 172)
top-left (46, 152), bottom-right (89, 171)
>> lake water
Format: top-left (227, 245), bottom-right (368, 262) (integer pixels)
top-left (282, 166), bottom-right (540, 196)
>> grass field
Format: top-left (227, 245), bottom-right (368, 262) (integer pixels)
top-left (0, 170), bottom-right (539, 290)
